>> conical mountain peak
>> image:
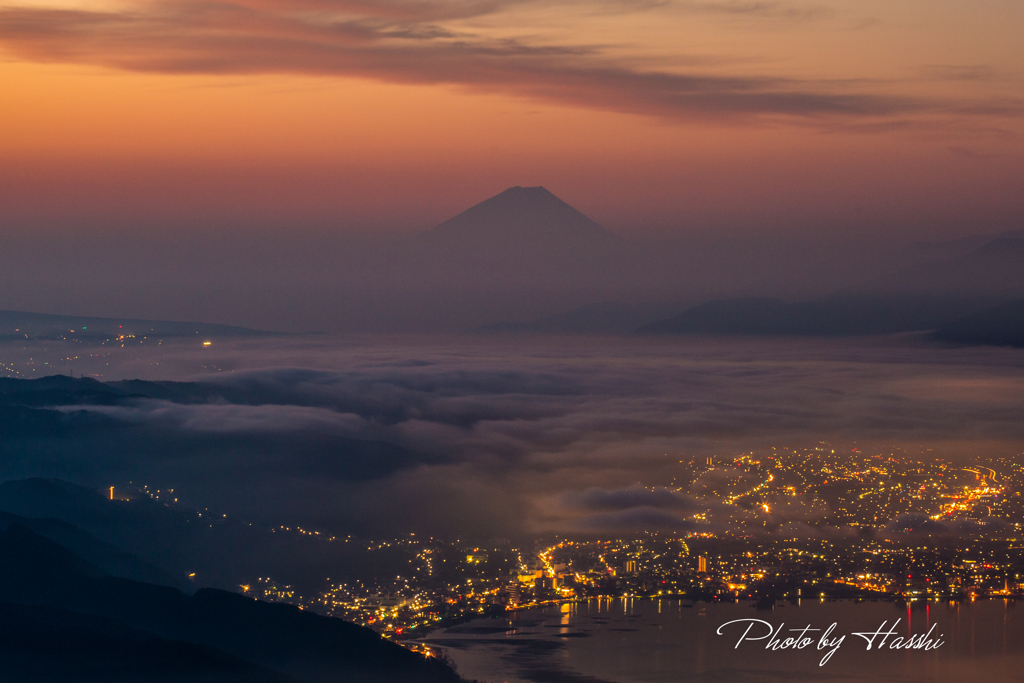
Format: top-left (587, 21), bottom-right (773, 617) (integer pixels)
top-left (420, 186), bottom-right (612, 246)
top-left (492, 185), bottom-right (557, 200)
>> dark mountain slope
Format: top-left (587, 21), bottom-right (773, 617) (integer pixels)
top-left (0, 508), bottom-right (184, 589)
top-left (0, 525), bottom-right (462, 683)
top-left (0, 478), bottom-right (442, 598)
top-left (0, 601), bottom-right (291, 683)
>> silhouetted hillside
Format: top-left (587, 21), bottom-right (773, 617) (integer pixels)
top-left (0, 525), bottom-right (462, 683)
top-left (0, 508), bottom-right (185, 590)
top-left (932, 299), bottom-right (1024, 347)
top-left (0, 374), bottom-right (141, 408)
top-left (0, 478), bottom-right (445, 598)
top-left (0, 601), bottom-right (291, 683)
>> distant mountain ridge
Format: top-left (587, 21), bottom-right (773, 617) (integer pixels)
top-left (932, 298), bottom-right (1024, 347)
top-left (0, 309), bottom-right (275, 340)
top-left (900, 229), bottom-right (1024, 263)
top-left (637, 295), bottom-right (1000, 336)
top-left (877, 236), bottom-right (1024, 297)
top-left (472, 292), bottom-right (1023, 341)
top-left (474, 301), bottom-right (683, 334)
top-left (1, 189), bottom-right (1021, 335)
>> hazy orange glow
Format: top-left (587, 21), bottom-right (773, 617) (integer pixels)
top-left (1, 0), bottom-right (1022, 236)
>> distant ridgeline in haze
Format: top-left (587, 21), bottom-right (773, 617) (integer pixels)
top-left (449, 190), bottom-right (1024, 346)
top-left (429, 188), bottom-right (1024, 342)
top-left (1, 187), bottom-right (1022, 342)
top-left (931, 299), bottom-right (1024, 348)
top-left (475, 294), bottom-right (1024, 346)
top-left (0, 309), bottom-right (274, 342)
top-left (636, 295), bottom-right (1024, 344)
top-left (411, 188), bottom-right (1024, 306)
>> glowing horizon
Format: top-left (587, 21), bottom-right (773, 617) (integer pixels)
top-left (1, 0), bottom-right (1022, 237)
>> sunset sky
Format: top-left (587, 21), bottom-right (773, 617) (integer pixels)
top-left (2, 0), bottom-right (1022, 239)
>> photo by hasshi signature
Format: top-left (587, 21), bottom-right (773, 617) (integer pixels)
top-left (717, 618), bottom-right (945, 666)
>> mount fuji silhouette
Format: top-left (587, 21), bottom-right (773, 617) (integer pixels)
top-left (409, 187), bottom-right (624, 277)
top-left (420, 186), bottom-right (614, 247)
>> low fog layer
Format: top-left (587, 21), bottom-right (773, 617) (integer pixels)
top-left (2, 335), bottom-right (1022, 540)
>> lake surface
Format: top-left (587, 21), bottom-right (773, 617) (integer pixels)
top-left (424, 598), bottom-right (1024, 683)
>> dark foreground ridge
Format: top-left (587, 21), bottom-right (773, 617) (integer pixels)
top-left (0, 522), bottom-right (464, 683)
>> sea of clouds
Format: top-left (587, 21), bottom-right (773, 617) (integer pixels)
top-left (2, 333), bottom-right (1023, 540)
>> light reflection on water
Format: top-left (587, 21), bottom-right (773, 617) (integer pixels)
top-left (424, 598), bottom-right (1024, 683)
